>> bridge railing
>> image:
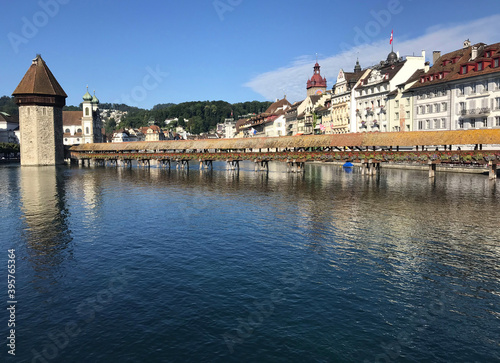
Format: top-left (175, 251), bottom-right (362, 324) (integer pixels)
top-left (70, 150), bottom-right (500, 165)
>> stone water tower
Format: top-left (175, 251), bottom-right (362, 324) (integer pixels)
top-left (12, 55), bottom-right (67, 166)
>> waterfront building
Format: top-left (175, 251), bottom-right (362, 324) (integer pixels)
top-left (330, 60), bottom-right (366, 134)
top-left (410, 40), bottom-right (500, 137)
top-left (216, 118), bottom-right (236, 139)
top-left (0, 112), bottom-right (20, 143)
top-left (296, 94), bottom-right (325, 135)
top-left (285, 101), bottom-right (301, 136)
top-left (354, 50), bottom-right (426, 133)
top-left (385, 69), bottom-right (426, 132)
top-left (238, 97), bottom-right (291, 137)
top-left (142, 125), bottom-right (165, 141)
top-left (12, 55), bottom-right (67, 165)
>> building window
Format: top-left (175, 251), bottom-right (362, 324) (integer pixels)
top-left (426, 120), bottom-right (431, 129)
top-left (395, 100), bottom-right (399, 107)
top-left (395, 112), bottom-right (399, 120)
top-left (495, 98), bottom-right (500, 110)
top-left (496, 116), bottom-right (500, 126)
top-left (461, 66), bottom-right (467, 74)
top-left (441, 118), bottom-right (446, 129)
top-left (65, 128), bottom-right (70, 133)
top-left (495, 59), bottom-right (499, 68)
top-left (477, 63), bottom-right (483, 71)
top-left (418, 120), bottom-right (423, 130)
top-left (435, 104), bottom-right (440, 112)
top-left (460, 102), bottom-right (466, 112)
top-left (458, 119), bottom-right (464, 128)
top-left (442, 102), bottom-right (447, 111)
top-left (471, 84), bottom-right (476, 94)
top-left (483, 117), bottom-right (488, 127)
top-left (77, 128), bottom-right (82, 133)
top-left (426, 105), bottom-right (431, 113)
top-left (64, 138), bottom-right (68, 142)
top-left (458, 86), bottom-right (464, 95)
top-left (85, 108), bottom-right (89, 116)
top-left (470, 118), bottom-right (476, 128)
top-left (406, 111), bottom-right (410, 119)
top-left (42, 108), bottom-right (46, 116)
top-left (434, 119), bottom-right (440, 128)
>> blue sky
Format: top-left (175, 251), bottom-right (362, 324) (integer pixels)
top-left (1, 0), bottom-right (499, 108)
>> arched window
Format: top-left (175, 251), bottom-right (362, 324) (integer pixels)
top-left (86, 127), bottom-right (90, 134)
top-left (77, 128), bottom-right (82, 133)
top-left (65, 128), bottom-right (70, 133)
top-left (85, 108), bottom-right (89, 116)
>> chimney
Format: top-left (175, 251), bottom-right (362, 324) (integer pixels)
top-left (433, 51), bottom-right (441, 65)
top-left (421, 50), bottom-right (426, 61)
top-left (471, 45), bottom-right (478, 60)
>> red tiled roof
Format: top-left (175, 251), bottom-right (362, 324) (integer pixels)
top-left (63, 111), bottom-right (82, 126)
top-left (410, 42), bottom-right (500, 90)
top-left (265, 98), bottom-right (292, 114)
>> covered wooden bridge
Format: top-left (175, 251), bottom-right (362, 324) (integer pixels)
top-left (69, 129), bottom-right (500, 178)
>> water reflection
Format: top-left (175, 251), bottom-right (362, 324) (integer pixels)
top-left (20, 167), bottom-right (72, 290)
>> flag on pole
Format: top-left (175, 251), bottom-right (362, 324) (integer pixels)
top-left (390, 30), bottom-right (393, 45)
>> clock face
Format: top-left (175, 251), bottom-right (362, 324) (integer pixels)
top-left (315, 89), bottom-right (323, 95)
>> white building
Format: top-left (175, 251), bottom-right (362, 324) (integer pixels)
top-left (354, 50), bottom-right (426, 133)
top-left (411, 40), bottom-right (500, 140)
top-left (0, 112), bottom-right (20, 143)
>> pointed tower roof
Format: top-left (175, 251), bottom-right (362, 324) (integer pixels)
top-left (13, 55), bottom-right (67, 98)
top-left (307, 62), bottom-right (327, 90)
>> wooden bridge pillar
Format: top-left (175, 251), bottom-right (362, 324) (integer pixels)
top-left (160, 159), bottom-right (171, 169)
top-left (489, 161), bottom-right (497, 180)
top-left (428, 160), bottom-right (437, 178)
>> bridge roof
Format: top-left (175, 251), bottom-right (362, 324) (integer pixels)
top-left (70, 129), bottom-right (500, 152)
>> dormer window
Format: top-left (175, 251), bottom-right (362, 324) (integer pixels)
top-left (477, 62), bottom-right (483, 71)
top-left (486, 51), bottom-right (491, 58)
top-left (495, 58), bottom-right (499, 68)
top-left (461, 65), bottom-right (467, 74)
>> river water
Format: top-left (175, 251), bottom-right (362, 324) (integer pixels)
top-left (1, 162), bottom-right (499, 362)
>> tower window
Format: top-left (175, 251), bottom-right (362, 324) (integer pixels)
top-left (42, 108), bottom-right (46, 116)
top-left (86, 127), bottom-right (90, 134)
top-left (85, 108), bottom-right (89, 116)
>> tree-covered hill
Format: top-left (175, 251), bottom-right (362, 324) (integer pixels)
top-left (0, 95), bottom-right (272, 135)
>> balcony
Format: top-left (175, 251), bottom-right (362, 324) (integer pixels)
top-left (459, 108), bottom-right (491, 116)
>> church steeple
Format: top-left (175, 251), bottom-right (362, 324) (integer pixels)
top-left (354, 58), bottom-right (361, 72)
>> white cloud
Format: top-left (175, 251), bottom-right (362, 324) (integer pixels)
top-left (244, 14), bottom-right (500, 103)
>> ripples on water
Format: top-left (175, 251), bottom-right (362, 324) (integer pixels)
top-left (0, 162), bottom-right (499, 362)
